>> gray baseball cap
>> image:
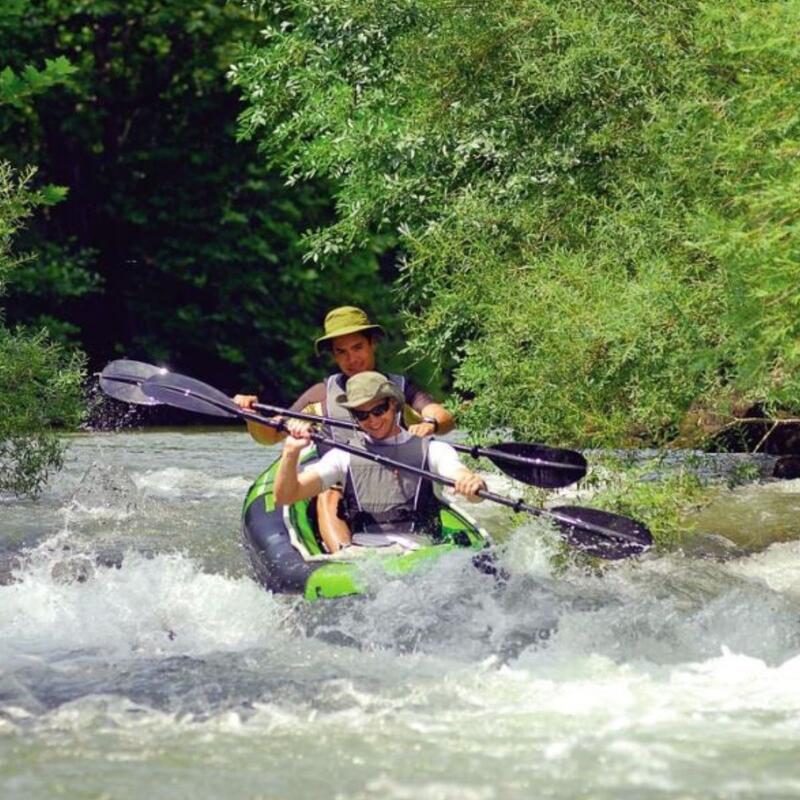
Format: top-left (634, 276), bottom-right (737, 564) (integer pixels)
top-left (335, 371), bottom-right (404, 409)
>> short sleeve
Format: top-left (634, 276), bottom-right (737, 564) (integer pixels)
top-left (308, 448), bottom-right (349, 490)
top-left (404, 379), bottom-right (435, 413)
top-left (427, 441), bottom-right (464, 480)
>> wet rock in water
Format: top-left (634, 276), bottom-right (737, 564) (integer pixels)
top-left (0, 553), bottom-right (22, 585)
top-left (49, 548), bottom-right (126, 584)
top-left (50, 555), bottom-right (96, 584)
top-left (0, 547), bottom-right (124, 586)
top-left (586, 448), bottom-right (777, 482)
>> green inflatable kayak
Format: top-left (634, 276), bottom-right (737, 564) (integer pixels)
top-left (240, 447), bottom-right (492, 600)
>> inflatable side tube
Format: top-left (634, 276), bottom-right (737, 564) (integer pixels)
top-left (241, 498), bottom-right (318, 594)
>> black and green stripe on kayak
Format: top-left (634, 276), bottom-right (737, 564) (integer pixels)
top-left (241, 447), bottom-right (491, 601)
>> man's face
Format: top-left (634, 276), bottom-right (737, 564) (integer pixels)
top-left (352, 397), bottom-right (397, 440)
top-left (331, 332), bottom-right (377, 376)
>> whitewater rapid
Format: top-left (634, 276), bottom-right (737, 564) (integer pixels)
top-left (1, 431), bottom-right (799, 799)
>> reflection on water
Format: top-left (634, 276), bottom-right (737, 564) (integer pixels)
top-left (1, 431), bottom-right (799, 800)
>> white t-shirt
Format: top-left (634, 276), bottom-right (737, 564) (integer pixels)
top-left (308, 431), bottom-right (464, 491)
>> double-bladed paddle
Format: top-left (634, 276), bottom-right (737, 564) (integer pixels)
top-left (99, 360), bottom-right (585, 489)
top-left (98, 360), bottom-right (653, 560)
top-left (98, 359), bottom-right (165, 406)
top-left (252, 401), bottom-right (587, 490)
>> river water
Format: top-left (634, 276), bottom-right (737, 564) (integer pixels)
top-left (1, 431), bottom-right (799, 799)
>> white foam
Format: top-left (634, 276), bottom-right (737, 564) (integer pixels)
top-left (725, 540), bottom-right (800, 598)
top-left (496, 519), bottom-right (561, 577)
top-left (0, 552), bottom-right (286, 663)
top-left (134, 467), bottom-right (251, 499)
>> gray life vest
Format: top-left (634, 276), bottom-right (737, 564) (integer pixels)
top-left (342, 434), bottom-right (436, 538)
top-left (318, 372), bottom-right (406, 455)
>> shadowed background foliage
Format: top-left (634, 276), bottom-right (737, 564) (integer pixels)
top-left (0, 0), bottom-right (400, 405)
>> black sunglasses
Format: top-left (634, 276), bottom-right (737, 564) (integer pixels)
top-left (351, 399), bottom-right (393, 422)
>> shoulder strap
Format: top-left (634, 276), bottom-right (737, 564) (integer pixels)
top-left (387, 373), bottom-right (406, 391)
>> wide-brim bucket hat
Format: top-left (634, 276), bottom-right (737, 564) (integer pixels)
top-left (335, 371), bottom-right (404, 409)
top-left (314, 306), bottom-right (385, 355)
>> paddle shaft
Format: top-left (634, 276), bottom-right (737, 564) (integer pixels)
top-left (97, 365), bottom-right (584, 480)
top-left (152, 384), bottom-right (638, 543)
top-left (252, 402), bottom-right (583, 473)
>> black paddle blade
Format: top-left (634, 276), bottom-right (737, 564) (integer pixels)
top-left (550, 505), bottom-right (653, 560)
top-left (99, 359), bottom-right (165, 405)
top-left (483, 442), bottom-right (587, 489)
top-left (141, 373), bottom-right (239, 419)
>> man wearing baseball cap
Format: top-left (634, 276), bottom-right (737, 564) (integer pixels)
top-left (234, 306), bottom-right (455, 550)
top-left (273, 371), bottom-right (485, 551)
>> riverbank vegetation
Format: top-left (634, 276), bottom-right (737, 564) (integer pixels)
top-left (582, 456), bottom-right (714, 550)
top-left (0, 59), bottom-right (83, 495)
top-left (234, 0), bottom-right (800, 447)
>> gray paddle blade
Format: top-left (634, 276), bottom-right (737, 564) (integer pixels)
top-left (550, 505), bottom-right (653, 560)
top-left (99, 359), bottom-right (166, 405)
top-left (141, 373), bottom-right (239, 419)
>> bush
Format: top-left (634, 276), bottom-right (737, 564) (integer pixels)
top-left (234, 0), bottom-right (800, 445)
top-left (0, 61), bottom-right (84, 496)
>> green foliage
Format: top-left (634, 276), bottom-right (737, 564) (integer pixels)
top-left (0, 57), bottom-right (77, 108)
top-left (724, 460), bottom-right (762, 490)
top-left (580, 455), bottom-right (712, 549)
top-left (235, 0), bottom-right (800, 443)
top-left (0, 0), bottom-right (399, 400)
top-left (0, 326), bottom-right (84, 495)
top-left (0, 161), bottom-right (36, 288)
top-left (0, 54), bottom-right (85, 497)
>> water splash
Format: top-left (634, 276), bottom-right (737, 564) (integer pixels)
top-left (3, 432), bottom-right (800, 800)
top-left (68, 461), bottom-right (141, 518)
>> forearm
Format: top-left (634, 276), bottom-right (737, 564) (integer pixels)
top-left (274, 447), bottom-right (323, 505)
top-left (246, 419), bottom-right (286, 446)
top-left (234, 394), bottom-right (287, 445)
top-left (453, 468), bottom-right (485, 503)
top-left (421, 403), bottom-right (455, 435)
top-left (273, 449), bottom-right (303, 505)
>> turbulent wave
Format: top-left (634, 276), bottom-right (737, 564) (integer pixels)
top-left (3, 535), bottom-right (800, 799)
top-left (2, 433), bottom-right (800, 799)
top-left (134, 467), bottom-right (252, 500)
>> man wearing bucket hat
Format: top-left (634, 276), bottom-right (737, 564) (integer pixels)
top-left (274, 371), bottom-right (485, 551)
top-left (234, 306), bottom-right (453, 444)
top-left (234, 306), bottom-right (455, 551)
